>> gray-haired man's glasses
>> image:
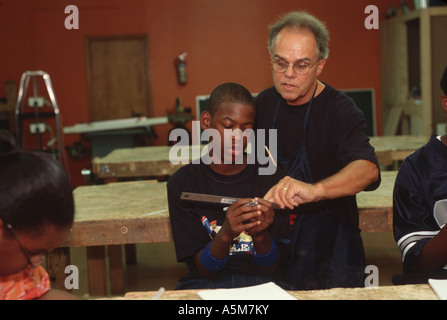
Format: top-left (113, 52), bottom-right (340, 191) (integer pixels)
top-left (271, 57), bottom-right (318, 75)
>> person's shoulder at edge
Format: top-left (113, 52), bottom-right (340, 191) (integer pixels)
top-left (316, 83), bottom-right (352, 105)
top-left (396, 135), bottom-right (444, 183)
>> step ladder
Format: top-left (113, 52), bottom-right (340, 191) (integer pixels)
top-left (15, 71), bottom-right (62, 161)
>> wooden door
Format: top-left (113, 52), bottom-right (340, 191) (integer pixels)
top-left (85, 36), bottom-right (152, 121)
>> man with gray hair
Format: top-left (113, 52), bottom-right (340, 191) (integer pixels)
top-left (256, 11), bottom-right (380, 290)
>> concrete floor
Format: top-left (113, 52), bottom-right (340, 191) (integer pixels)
top-left (68, 232), bottom-right (403, 299)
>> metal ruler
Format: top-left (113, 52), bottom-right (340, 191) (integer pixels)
top-left (180, 192), bottom-right (280, 209)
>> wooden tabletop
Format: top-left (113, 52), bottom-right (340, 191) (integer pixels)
top-left (370, 135), bottom-right (427, 166)
top-left (63, 171), bottom-right (396, 247)
top-left (357, 170), bottom-right (396, 232)
top-left (62, 181), bottom-right (171, 247)
top-left (91, 135), bottom-right (427, 179)
top-left (91, 145), bottom-right (202, 178)
top-left (117, 284), bottom-right (437, 300)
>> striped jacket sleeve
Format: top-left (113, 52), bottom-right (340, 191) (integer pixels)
top-left (393, 161), bottom-right (441, 273)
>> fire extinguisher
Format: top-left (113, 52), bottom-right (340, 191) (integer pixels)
top-left (175, 52), bottom-right (187, 85)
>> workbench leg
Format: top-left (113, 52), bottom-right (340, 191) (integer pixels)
top-left (86, 246), bottom-right (107, 297)
top-left (46, 247), bottom-right (71, 291)
top-left (108, 245), bottom-right (124, 295)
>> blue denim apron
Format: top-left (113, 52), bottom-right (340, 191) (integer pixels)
top-left (272, 85), bottom-right (365, 290)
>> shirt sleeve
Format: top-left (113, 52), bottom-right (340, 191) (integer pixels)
top-left (333, 96), bottom-right (381, 191)
top-left (393, 162), bottom-right (439, 273)
top-left (167, 172), bottom-right (212, 263)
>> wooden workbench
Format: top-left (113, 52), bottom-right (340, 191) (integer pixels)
top-left (116, 284), bottom-right (438, 300)
top-left (63, 181), bottom-right (171, 247)
top-left (65, 170), bottom-right (396, 247)
top-left (91, 145), bottom-right (202, 179)
top-left (369, 135), bottom-right (427, 166)
top-left (91, 136), bottom-right (427, 179)
top-left (357, 170), bottom-right (395, 232)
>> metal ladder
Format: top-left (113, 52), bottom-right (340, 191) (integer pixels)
top-left (15, 71), bottom-right (62, 161)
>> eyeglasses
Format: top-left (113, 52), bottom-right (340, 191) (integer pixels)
top-left (271, 57), bottom-right (318, 75)
top-left (6, 223), bottom-right (42, 268)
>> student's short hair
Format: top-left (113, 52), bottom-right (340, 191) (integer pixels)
top-left (207, 83), bottom-right (255, 117)
top-left (268, 11), bottom-right (330, 60)
top-left (0, 130), bottom-right (74, 232)
top-left (441, 66), bottom-right (447, 96)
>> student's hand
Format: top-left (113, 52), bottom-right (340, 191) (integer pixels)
top-left (220, 198), bottom-right (262, 240)
top-left (245, 197), bottom-right (275, 238)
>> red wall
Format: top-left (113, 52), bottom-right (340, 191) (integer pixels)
top-left (0, 0), bottom-right (405, 187)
